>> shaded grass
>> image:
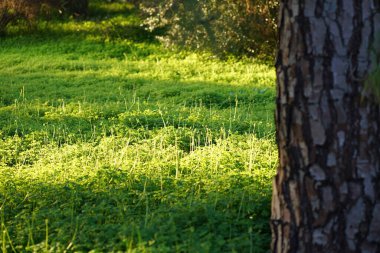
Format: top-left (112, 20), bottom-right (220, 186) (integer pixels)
top-left (0, 1), bottom-right (276, 252)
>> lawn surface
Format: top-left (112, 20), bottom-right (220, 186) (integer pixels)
top-left (0, 2), bottom-right (277, 252)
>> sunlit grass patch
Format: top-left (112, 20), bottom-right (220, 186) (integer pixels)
top-left (0, 1), bottom-right (276, 251)
top-left (0, 130), bottom-right (276, 252)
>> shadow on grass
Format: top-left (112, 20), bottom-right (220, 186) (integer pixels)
top-left (1, 169), bottom-right (272, 252)
top-left (3, 0), bottom-right (163, 43)
top-left (0, 73), bottom-right (275, 143)
top-left (5, 20), bottom-right (161, 45)
top-left (87, 0), bottom-right (135, 18)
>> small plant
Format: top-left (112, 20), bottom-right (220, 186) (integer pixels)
top-left (366, 67), bottom-right (380, 99)
top-left (365, 33), bottom-right (380, 100)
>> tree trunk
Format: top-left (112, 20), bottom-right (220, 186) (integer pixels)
top-left (272, 1), bottom-right (380, 252)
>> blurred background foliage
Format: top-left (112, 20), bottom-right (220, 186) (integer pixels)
top-left (0, 0), bottom-right (278, 59)
top-left (136, 0), bottom-right (278, 59)
top-left (0, 0), bottom-right (88, 34)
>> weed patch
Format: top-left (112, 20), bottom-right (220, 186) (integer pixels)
top-left (0, 1), bottom-right (276, 252)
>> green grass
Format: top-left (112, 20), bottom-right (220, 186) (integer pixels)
top-left (0, 2), bottom-right (277, 252)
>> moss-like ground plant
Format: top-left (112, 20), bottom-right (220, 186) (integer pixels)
top-left (0, 1), bottom-right (276, 252)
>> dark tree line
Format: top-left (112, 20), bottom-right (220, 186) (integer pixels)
top-left (0, 0), bottom-right (88, 34)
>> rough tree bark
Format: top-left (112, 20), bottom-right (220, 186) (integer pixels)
top-left (272, 0), bottom-right (380, 252)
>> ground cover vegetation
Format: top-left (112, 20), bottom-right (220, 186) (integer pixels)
top-left (0, 1), bottom-right (277, 252)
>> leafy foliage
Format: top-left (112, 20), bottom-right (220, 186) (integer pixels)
top-left (365, 33), bottom-right (380, 99)
top-left (137, 0), bottom-right (278, 58)
top-left (366, 67), bottom-right (380, 99)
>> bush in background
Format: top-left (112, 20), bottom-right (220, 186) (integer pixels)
top-left (137, 0), bottom-right (278, 59)
top-left (0, 0), bottom-right (88, 35)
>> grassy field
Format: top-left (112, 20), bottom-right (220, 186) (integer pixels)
top-left (0, 2), bottom-right (277, 252)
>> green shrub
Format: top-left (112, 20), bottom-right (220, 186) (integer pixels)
top-left (137, 0), bottom-right (278, 58)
